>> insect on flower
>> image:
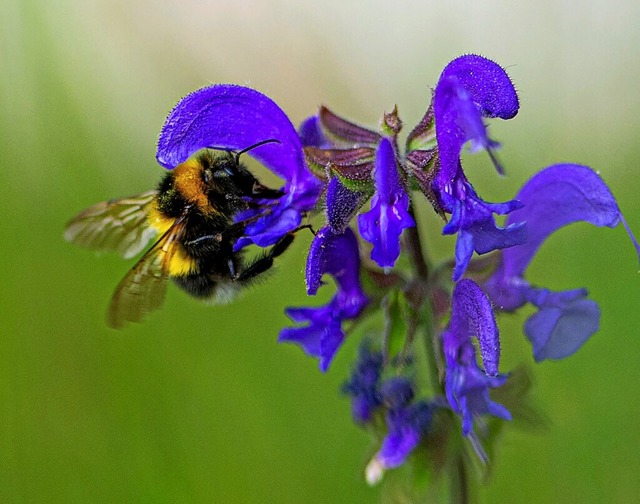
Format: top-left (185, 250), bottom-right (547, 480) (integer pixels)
top-left (64, 140), bottom-right (307, 329)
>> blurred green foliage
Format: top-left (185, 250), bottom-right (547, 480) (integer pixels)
top-left (2, 1), bottom-right (640, 502)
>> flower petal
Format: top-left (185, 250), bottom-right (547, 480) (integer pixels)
top-left (283, 227), bottom-right (367, 371)
top-left (326, 177), bottom-right (368, 233)
top-left (373, 398), bottom-right (434, 471)
top-left (449, 279), bottom-right (501, 376)
top-left (434, 54), bottom-right (519, 185)
top-left (444, 341), bottom-right (510, 437)
top-left (501, 163), bottom-right (640, 279)
top-left (279, 303), bottom-right (344, 371)
top-left (298, 115), bottom-right (329, 148)
top-left (305, 226), bottom-right (364, 298)
top-left (442, 280), bottom-right (510, 437)
top-left (234, 200), bottom-right (302, 249)
top-left (342, 342), bottom-right (384, 424)
top-left (157, 85), bottom-right (307, 183)
top-left (442, 176), bottom-right (526, 281)
top-left (357, 138), bottom-right (415, 268)
top-left (377, 426), bottom-right (421, 469)
top-left (483, 164), bottom-right (639, 361)
top-left (523, 288), bottom-right (600, 361)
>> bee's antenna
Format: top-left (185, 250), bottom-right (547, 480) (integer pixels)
top-left (206, 139), bottom-right (281, 167)
top-left (233, 139), bottom-right (281, 165)
top-left (236, 139), bottom-right (281, 157)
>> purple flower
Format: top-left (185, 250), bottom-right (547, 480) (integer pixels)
top-left (326, 176), bottom-right (367, 234)
top-left (485, 164), bottom-right (640, 361)
top-left (365, 378), bottom-right (434, 484)
top-left (343, 345), bottom-right (434, 478)
top-left (432, 55), bottom-right (524, 279)
top-left (302, 106), bottom-right (414, 269)
top-left (156, 84), bottom-right (322, 248)
top-left (434, 54), bottom-right (519, 185)
top-left (442, 176), bottom-right (527, 281)
top-left (443, 279), bottom-right (511, 438)
top-left (342, 343), bottom-right (384, 424)
top-left (279, 227), bottom-right (368, 371)
top-left (357, 138), bottom-right (415, 268)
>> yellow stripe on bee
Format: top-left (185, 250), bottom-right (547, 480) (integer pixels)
top-left (147, 206), bottom-right (174, 234)
top-left (167, 246), bottom-right (198, 277)
top-left (147, 207), bottom-right (197, 277)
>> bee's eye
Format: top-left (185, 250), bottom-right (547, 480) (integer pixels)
top-left (213, 161), bottom-right (236, 178)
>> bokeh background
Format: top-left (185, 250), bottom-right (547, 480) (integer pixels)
top-left (2, 0), bottom-right (640, 502)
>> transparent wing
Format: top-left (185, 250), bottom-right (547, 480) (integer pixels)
top-left (106, 219), bottom-right (187, 329)
top-left (64, 191), bottom-right (158, 259)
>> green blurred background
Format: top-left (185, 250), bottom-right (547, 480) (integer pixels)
top-left (2, 0), bottom-right (640, 502)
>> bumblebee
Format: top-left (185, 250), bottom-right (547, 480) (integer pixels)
top-left (65, 141), bottom-right (301, 329)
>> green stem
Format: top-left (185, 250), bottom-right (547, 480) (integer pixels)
top-left (403, 209), bottom-right (444, 395)
top-left (423, 301), bottom-right (445, 395)
top-left (403, 221), bottom-right (429, 281)
top-left (405, 209), bottom-right (471, 504)
top-left (454, 454), bottom-right (469, 504)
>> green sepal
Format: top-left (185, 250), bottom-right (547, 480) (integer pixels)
top-left (380, 106), bottom-right (403, 137)
top-left (304, 146), bottom-right (375, 167)
top-left (303, 157), bottom-right (330, 180)
top-left (331, 164), bottom-right (375, 194)
top-left (407, 152), bottom-right (446, 221)
top-left (406, 91), bottom-right (436, 152)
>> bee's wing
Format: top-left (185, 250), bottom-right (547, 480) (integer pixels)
top-left (64, 191), bottom-right (158, 259)
top-left (107, 218), bottom-right (187, 329)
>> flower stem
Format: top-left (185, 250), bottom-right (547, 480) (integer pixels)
top-left (403, 214), bottom-right (429, 281)
top-left (403, 209), bottom-right (443, 395)
top-left (453, 454), bottom-right (469, 504)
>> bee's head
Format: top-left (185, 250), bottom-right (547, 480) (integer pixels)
top-left (199, 140), bottom-right (285, 201)
top-left (199, 151), bottom-right (255, 198)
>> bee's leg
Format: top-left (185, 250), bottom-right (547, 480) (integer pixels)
top-left (184, 220), bottom-right (250, 251)
top-left (251, 183), bottom-right (284, 200)
top-left (181, 233), bottom-right (224, 260)
top-left (185, 234), bottom-right (222, 247)
top-left (233, 225), bottom-right (314, 282)
top-left (234, 234), bottom-right (294, 282)
top-left (227, 258), bottom-right (238, 279)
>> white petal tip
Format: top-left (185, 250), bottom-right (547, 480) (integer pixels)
top-left (365, 457), bottom-right (385, 486)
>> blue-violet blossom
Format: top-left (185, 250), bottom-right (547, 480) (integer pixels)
top-left (68, 51), bottom-right (640, 493)
top-left (280, 227), bottom-right (368, 371)
top-left (366, 378), bottom-right (434, 484)
top-left (442, 279), bottom-right (511, 443)
top-left (358, 138), bottom-right (415, 268)
top-left (433, 55), bottom-right (526, 280)
top-left (342, 342), bottom-right (384, 424)
top-left (485, 164), bottom-right (640, 361)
